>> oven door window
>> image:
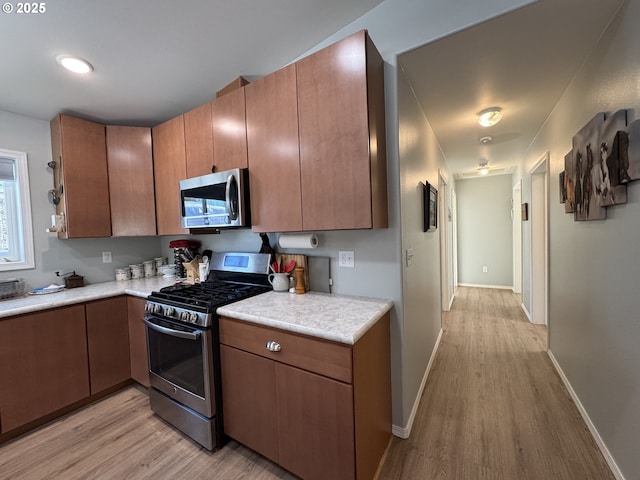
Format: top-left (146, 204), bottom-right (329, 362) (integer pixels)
top-left (147, 318), bottom-right (205, 398)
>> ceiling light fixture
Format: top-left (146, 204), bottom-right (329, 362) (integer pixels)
top-left (56, 55), bottom-right (94, 74)
top-left (479, 136), bottom-right (493, 144)
top-left (478, 107), bottom-right (502, 127)
top-left (478, 162), bottom-right (490, 175)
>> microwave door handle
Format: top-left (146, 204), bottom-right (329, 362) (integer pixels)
top-left (143, 318), bottom-right (202, 341)
top-left (225, 174), bottom-right (238, 220)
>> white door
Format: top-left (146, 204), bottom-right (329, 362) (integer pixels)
top-left (530, 154), bottom-right (549, 326)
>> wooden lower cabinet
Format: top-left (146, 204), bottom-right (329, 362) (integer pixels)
top-left (86, 297), bottom-right (131, 395)
top-left (219, 314), bottom-right (391, 480)
top-left (0, 305), bottom-right (90, 433)
top-left (220, 345), bottom-right (278, 462)
top-left (276, 363), bottom-right (355, 480)
top-left (127, 296), bottom-right (150, 387)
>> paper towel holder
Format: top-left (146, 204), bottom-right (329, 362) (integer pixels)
top-left (278, 233), bottom-right (319, 250)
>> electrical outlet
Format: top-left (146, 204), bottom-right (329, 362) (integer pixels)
top-left (338, 250), bottom-right (355, 268)
top-left (102, 251), bottom-right (112, 264)
top-left (482, 266), bottom-right (488, 273)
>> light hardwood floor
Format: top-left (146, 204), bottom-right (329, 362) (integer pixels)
top-left (378, 287), bottom-right (614, 480)
top-left (0, 287), bottom-right (614, 479)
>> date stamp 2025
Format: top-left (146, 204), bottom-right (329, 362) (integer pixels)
top-left (2, 2), bottom-right (47, 14)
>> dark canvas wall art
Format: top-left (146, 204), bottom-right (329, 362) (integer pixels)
top-left (572, 112), bottom-right (606, 221)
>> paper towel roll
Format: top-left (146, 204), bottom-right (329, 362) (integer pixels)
top-left (278, 233), bottom-right (319, 249)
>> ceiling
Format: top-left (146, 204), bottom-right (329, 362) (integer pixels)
top-left (399, 0), bottom-right (624, 178)
top-left (0, 0), bottom-right (382, 126)
top-left (0, 0), bottom-right (625, 179)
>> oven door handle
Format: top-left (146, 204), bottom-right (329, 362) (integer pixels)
top-left (143, 317), bottom-right (202, 340)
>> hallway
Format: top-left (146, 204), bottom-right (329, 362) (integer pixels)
top-left (378, 287), bottom-right (614, 480)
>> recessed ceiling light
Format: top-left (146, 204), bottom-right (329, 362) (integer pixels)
top-left (479, 136), bottom-right (493, 144)
top-left (478, 107), bottom-right (502, 127)
top-left (478, 162), bottom-right (490, 175)
top-left (56, 55), bottom-right (94, 74)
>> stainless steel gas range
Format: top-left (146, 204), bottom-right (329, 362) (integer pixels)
top-left (143, 252), bottom-right (272, 450)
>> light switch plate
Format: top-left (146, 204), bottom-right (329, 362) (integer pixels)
top-left (406, 248), bottom-right (414, 267)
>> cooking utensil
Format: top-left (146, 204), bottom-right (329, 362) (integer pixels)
top-left (271, 261), bottom-right (280, 273)
top-left (283, 260), bottom-right (296, 273)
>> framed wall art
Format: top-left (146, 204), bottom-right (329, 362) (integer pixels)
top-left (423, 181), bottom-right (438, 231)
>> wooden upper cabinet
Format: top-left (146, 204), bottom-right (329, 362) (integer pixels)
top-left (106, 126), bottom-right (156, 236)
top-left (152, 115), bottom-right (188, 235)
top-left (211, 87), bottom-right (248, 172)
top-left (296, 30), bottom-right (388, 231)
top-left (184, 102), bottom-right (215, 178)
top-left (50, 114), bottom-right (111, 238)
top-left (245, 64), bottom-right (303, 232)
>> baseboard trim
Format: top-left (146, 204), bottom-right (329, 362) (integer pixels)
top-left (520, 302), bottom-right (531, 321)
top-left (547, 350), bottom-right (625, 480)
top-left (392, 328), bottom-right (443, 439)
top-left (457, 283), bottom-right (513, 290)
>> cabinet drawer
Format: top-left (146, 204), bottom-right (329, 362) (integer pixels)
top-left (219, 317), bottom-right (352, 383)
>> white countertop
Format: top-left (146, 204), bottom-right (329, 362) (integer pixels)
top-left (0, 277), bottom-right (177, 319)
top-left (2, 279), bottom-right (394, 345)
top-left (217, 291), bottom-right (393, 345)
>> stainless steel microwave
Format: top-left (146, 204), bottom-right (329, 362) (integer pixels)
top-left (179, 168), bottom-right (250, 229)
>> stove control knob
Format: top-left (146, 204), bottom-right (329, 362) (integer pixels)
top-left (154, 304), bottom-right (163, 314)
top-left (180, 311), bottom-right (190, 321)
top-left (189, 313), bottom-right (199, 323)
top-left (144, 303), bottom-right (151, 313)
top-left (164, 307), bottom-right (175, 317)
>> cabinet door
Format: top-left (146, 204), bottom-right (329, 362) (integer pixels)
top-left (0, 306), bottom-right (90, 433)
top-left (220, 345), bottom-right (278, 462)
top-left (184, 102), bottom-right (215, 178)
top-left (86, 297), bottom-right (131, 395)
top-left (276, 363), bottom-right (355, 480)
top-left (297, 30), bottom-right (384, 231)
top-left (106, 126), bottom-right (156, 236)
top-left (127, 296), bottom-right (150, 387)
top-left (211, 87), bottom-right (248, 172)
top-left (245, 64), bottom-right (303, 232)
top-left (152, 115), bottom-right (188, 235)
top-left (50, 114), bottom-right (111, 238)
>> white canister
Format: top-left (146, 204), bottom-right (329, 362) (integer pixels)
top-left (115, 268), bottom-right (130, 281)
top-left (154, 257), bottom-right (167, 275)
top-left (130, 264), bottom-right (144, 279)
top-left (143, 260), bottom-right (156, 277)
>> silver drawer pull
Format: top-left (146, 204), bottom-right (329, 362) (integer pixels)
top-left (266, 341), bottom-right (281, 352)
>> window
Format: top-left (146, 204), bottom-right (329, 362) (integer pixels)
top-left (0, 148), bottom-right (34, 271)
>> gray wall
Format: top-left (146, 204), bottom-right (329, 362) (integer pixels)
top-left (456, 175), bottom-right (513, 287)
top-left (0, 109), bottom-right (161, 290)
top-left (520, 1), bottom-right (640, 477)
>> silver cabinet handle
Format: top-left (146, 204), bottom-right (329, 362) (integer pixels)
top-left (266, 341), bottom-right (281, 352)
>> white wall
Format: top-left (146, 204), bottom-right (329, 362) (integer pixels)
top-left (456, 175), bottom-right (514, 287)
top-left (520, 1), bottom-right (640, 477)
top-left (0, 109), bottom-right (161, 290)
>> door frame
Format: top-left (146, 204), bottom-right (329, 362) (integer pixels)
top-left (439, 170), bottom-right (454, 311)
top-left (512, 180), bottom-right (522, 294)
top-left (529, 152), bottom-right (549, 326)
